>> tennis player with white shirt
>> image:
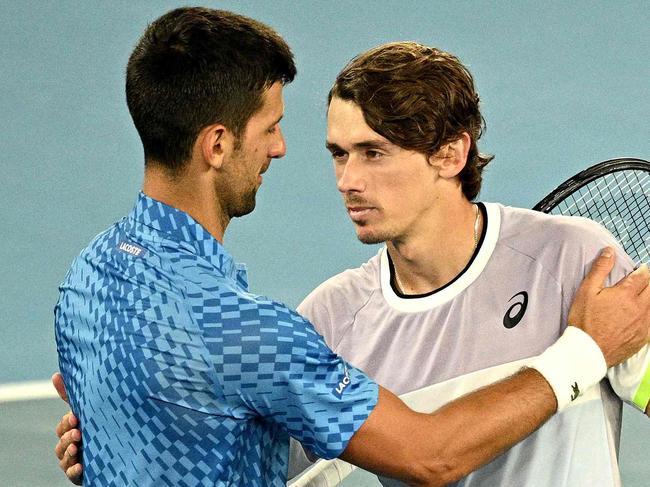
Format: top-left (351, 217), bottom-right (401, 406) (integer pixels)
top-left (53, 19), bottom-right (650, 487)
top-left (291, 42), bottom-right (650, 486)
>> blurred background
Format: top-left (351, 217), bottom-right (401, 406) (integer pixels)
top-left (1, 1), bottom-right (648, 485)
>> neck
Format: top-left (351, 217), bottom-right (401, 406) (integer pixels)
top-left (142, 164), bottom-right (229, 242)
top-left (388, 198), bottom-right (481, 294)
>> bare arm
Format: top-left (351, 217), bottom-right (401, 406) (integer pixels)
top-left (342, 370), bottom-right (554, 486)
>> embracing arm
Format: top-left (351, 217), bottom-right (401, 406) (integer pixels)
top-left (53, 249), bottom-right (650, 486)
top-left (343, 369), bottom-right (553, 485)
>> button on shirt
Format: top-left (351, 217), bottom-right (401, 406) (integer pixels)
top-left (55, 192), bottom-right (378, 486)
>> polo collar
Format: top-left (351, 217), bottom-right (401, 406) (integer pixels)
top-left (128, 192), bottom-right (248, 287)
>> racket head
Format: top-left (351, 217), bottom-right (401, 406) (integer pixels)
top-left (532, 157), bottom-right (650, 265)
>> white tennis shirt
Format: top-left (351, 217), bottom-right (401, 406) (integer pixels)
top-left (296, 203), bottom-right (650, 486)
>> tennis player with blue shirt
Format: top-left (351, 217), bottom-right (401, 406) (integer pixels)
top-left (53, 7), bottom-right (650, 487)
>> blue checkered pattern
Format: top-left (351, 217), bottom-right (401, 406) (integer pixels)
top-left (55, 192), bottom-right (378, 486)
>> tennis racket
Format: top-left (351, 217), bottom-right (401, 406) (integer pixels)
top-left (533, 157), bottom-right (650, 265)
top-left (289, 156), bottom-right (650, 487)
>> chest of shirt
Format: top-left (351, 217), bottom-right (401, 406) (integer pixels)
top-left (330, 251), bottom-right (568, 395)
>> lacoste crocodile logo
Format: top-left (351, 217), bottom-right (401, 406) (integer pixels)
top-left (503, 291), bottom-right (528, 329)
top-left (571, 382), bottom-right (580, 401)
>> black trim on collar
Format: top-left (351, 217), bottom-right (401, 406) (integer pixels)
top-left (388, 202), bottom-right (488, 299)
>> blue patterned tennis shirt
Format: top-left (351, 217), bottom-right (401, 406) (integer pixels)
top-left (55, 192), bottom-right (378, 486)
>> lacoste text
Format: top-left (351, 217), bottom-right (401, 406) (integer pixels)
top-left (117, 241), bottom-right (146, 257)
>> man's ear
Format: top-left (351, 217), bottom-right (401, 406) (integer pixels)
top-left (197, 123), bottom-right (237, 170)
top-left (429, 132), bottom-right (471, 178)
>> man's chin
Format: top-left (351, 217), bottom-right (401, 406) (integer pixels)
top-left (356, 229), bottom-right (388, 245)
top-left (232, 198), bottom-right (257, 218)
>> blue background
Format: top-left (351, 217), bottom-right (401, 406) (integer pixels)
top-left (0, 1), bottom-right (648, 485)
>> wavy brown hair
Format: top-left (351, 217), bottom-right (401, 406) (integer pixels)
top-left (329, 42), bottom-right (493, 200)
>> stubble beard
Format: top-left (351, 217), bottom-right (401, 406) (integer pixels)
top-left (345, 196), bottom-right (390, 244)
top-left (355, 223), bottom-right (392, 245)
top-left (213, 180), bottom-right (257, 221)
top-left (231, 186), bottom-right (257, 218)
top-left (224, 142), bottom-right (259, 219)
top-left (358, 235), bottom-right (385, 245)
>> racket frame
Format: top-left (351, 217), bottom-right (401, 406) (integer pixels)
top-left (533, 157), bottom-right (649, 213)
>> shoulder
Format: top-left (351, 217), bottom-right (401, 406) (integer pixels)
top-left (65, 217), bottom-right (207, 310)
top-left (492, 203), bottom-right (634, 282)
top-left (495, 203), bottom-right (622, 256)
top-left (297, 251), bottom-right (381, 319)
top-left (497, 204), bottom-right (612, 243)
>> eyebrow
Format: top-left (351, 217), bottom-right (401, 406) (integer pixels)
top-left (325, 139), bottom-right (391, 152)
top-left (270, 114), bottom-right (283, 127)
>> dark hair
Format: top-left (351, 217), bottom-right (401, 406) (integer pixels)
top-left (126, 7), bottom-right (296, 172)
top-left (329, 42), bottom-right (493, 200)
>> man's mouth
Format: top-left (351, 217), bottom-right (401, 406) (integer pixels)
top-left (346, 206), bottom-right (375, 222)
top-left (258, 162), bottom-right (271, 184)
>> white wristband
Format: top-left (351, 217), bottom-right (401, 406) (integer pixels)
top-left (529, 326), bottom-right (607, 411)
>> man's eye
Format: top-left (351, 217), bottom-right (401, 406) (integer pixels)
top-left (366, 150), bottom-right (382, 159)
top-left (267, 126), bottom-right (277, 134)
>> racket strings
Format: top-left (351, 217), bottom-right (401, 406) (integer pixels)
top-left (548, 170), bottom-right (650, 264)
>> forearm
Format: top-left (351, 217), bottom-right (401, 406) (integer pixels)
top-left (343, 325), bottom-right (615, 486)
top-left (412, 368), bottom-right (556, 484)
top-left (342, 368), bottom-right (556, 487)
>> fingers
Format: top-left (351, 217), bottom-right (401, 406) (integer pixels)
top-left (51, 372), bottom-right (68, 403)
top-left (639, 276), bottom-right (650, 342)
top-left (641, 271), bottom-right (650, 302)
top-left (66, 463), bottom-right (84, 486)
top-left (617, 264), bottom-right (650, 296)
top-left (57, 441), bottom-right (77, 465)
top-left (580, 247), bottom-right (616, 293)
top-left (51, 375), bottom-right (84, 485)
top-left (57, 432), bottom-right (83, 485)
top-left (55, 412), bottom-right (78, 438)
top-left (55, 427), bottom-right (81, 459)
top-left (59, 444), bottom-right (83, 485)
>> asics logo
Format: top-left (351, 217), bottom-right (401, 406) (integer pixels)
top-left (503, 291), bottom-right (528, 329)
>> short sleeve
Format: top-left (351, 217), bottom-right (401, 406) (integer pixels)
top-left (549, 216), bottom-right (650, 412)
top-left (208, 295), bottom-right (379, 459)
top-left (589, 223), bottom-right (650, 412)
top-left (297, 290), bottom-right (337, 348)
top-left (608, 345), bottom-right (650, 412)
